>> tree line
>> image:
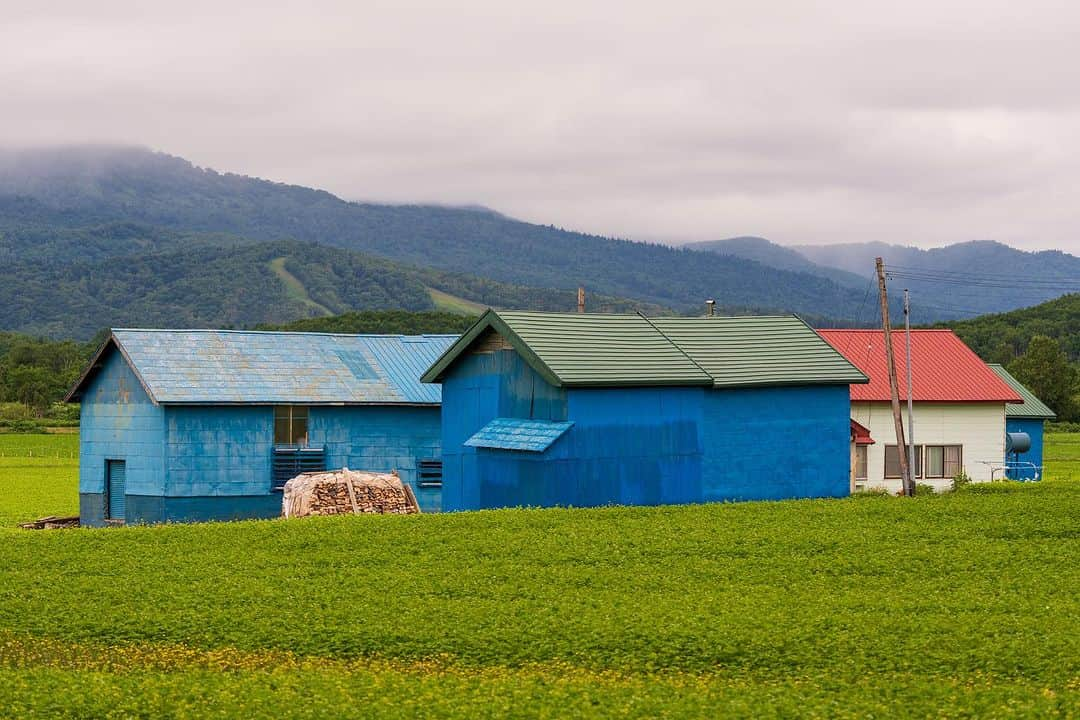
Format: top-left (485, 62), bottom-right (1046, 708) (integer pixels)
top-left (941, 293), bottom-right (1080, 421)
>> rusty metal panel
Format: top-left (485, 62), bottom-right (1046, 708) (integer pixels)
top-left (106, 330), bottom-right (457, 405)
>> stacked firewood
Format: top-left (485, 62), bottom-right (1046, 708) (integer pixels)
top-left (282, 468), bottom-right (420, 518)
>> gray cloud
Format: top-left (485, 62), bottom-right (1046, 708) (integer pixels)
top-left (2, 0), bottom-right (1079, 250)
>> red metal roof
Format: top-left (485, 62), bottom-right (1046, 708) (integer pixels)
top-left (850, 419), bottom-right (874, 445)
top-left (818, 329), bottom-right (1022, 403)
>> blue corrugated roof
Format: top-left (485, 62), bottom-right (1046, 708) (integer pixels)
top-left (464, 417), bottom-right (574, 452)
top-left (74, 330), bottom-right (458, 405)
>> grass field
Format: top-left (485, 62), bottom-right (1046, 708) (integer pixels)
top-left (0, 435), bottom-right (1077, 718)
top-left (1045, 430), bottom-right (1080, 481)
top-left (269, 256), bottom-right (334, 316)
top-left (0, 434), bottom-right (78, 526)
top-left (427, 287), bottom-right (488, 315)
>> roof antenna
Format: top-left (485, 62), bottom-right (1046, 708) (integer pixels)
top-left (705, 299), bottom-right (715, 317)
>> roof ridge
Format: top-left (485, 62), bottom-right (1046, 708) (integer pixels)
top-left (112, 328), bottom-right (459, 339)
top-left (651, 314), bottom-right (800, 320)
top-left (634, 311), bottom-right (715, 383)
top-left (498, 311), bottom-right (799, 320)
top-left (818, 328), bottom-right (957, 333)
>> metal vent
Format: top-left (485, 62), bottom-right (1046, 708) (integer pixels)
top-left (418, 458), bottom-right (443, 488)
top-left (272, 446), bottom-right (326, 491)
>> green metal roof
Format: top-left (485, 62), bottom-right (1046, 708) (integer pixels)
top-left (422, 310), bottom-right (867, 389)
top-left (651, 315), bottom-right (868, 388)
top-left (422, 310), bottom-right (713, 387)
top-left (988, 364), bottom-right (1056, 419)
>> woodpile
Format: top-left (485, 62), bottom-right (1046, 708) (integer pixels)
top-left (282, 468), bottom-right (420, 518)
top-left (19, 515), bottom-right (80, 530)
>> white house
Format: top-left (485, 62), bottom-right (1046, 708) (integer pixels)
top-left (819, 330), bottom-right (1022, 493)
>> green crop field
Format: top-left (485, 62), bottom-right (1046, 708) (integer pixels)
top-left (0, 435), bottom-right (1077, 718)
top-left (0, 434), bottom-right (78, 527)
top-left (1046, 431), bottom-right (1080, 481)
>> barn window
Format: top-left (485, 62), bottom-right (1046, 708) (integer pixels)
top-left (884, 445), bottom-right (923, 478)
top-left (274, 406), bottom-right (309, 446)
top-left (924, 445), bottom-right (962, 478)
top-left (854, 446), bottom-right (868, 482)
top-left (417, 458), bottom-right (443, 488)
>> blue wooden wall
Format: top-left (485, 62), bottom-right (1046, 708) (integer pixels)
top-left (79, 350), bottom-right (445, 524)
top-left (78, 347), bottom-right (165, 526)
top-left (440, 347), bottom-right (852, 511)
top-left (158, 405), bottom-right (277, 522)
top-left (700, 385), bottom-right (851, 500)
top-left (1006, 418), bottom-right (1046, 480)
top-left (156, 405), bottom-right (443, 520)
top-left (441, 348), bottom-right (567, 511)
top-left (165, 406), bottom-right (274, 497)
top-left (310, 406), bottom-right (442, 512)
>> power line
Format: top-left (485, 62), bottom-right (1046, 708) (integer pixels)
top-left (885, 276), bottom-right (1080, 295)
top-left (840, 277), bottom-right (876, 357)
top-left (884, 269), bottom-right (1080, 292)
top-left (884, 264), bottom-right (1080, 286)
top-left (909, 302), bottom-right (987, 317)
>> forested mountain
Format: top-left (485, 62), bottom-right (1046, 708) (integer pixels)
top-left (4, 145), bottom-right (1073, 332)
top-left (256, 311), bottom-right (478, 335)
top-left (684, 236), bottom-right (867, 289)
top-left (794, 240), bottom-right (1080, 317)
top-left (0, 232), bottom-right (672, 339)
top-left (938, 293), bottom-right (1080, 364)
top-left (687, 235), bottom-right (1080, 319)
top-left (0, 146), bottom-right (878, 321)
top-left (935, 294), bottom-right (1080, 421)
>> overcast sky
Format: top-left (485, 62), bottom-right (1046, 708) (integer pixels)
top-left (3, 1), bottom-right (1079, 250)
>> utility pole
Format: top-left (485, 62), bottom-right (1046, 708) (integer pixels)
top-left (904, 289), bottom-right (916, 497)
top-left (577, 287), bottom-right (585, 313)
top-left (876, 257), bottom-right (911, 495)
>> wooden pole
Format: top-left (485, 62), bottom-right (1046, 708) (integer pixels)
top-left (876, 257), bottom-right (911, 495)
top-left (904, 289), bottom-right (916, 496)
top-left (577, 287), bottom-right (585, 313)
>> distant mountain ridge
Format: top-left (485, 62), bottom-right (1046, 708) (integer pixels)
top-left (686, 235), bottom-right (1080, 319)
top-left (0, 233), bottom-right (672, 339)
top-left (796, 240), bottom-right (1080, 318)
top-left (1, 145), bottom-right (1074, 334)
top-left (0, 145), bottom-right (878, 324)
top-left (683, 237), bottom-right (867, 289)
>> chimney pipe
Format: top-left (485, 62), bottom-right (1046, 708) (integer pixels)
top-left (705, 299), bottom-right (716, 317)
top-left (577, 287), bottom-right (585, 313)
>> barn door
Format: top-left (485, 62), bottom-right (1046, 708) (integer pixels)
top-left (107, 460), bottom-right (126, 522)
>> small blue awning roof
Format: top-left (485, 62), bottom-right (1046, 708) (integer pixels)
top-left (464, 417), bottom-right (574, 453)
top-left (66, 330), bottom-right (458, 405)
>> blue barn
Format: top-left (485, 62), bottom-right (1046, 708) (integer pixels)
top-left (66, 330), bottom-right (456, 525)
top-left (422, 311), bottom-right (868, 511)
top-left (989, 363), bottom-right (1056, 480)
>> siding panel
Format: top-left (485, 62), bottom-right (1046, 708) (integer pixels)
top-left (77, 347), bottom-right (165, 526)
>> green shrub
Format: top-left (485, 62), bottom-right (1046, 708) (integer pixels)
top-left (1046, 420), bottom-right (1080, 433)
top-left (0, 403), bottom-right (33, 422)
top-left (0, 419), bottom-right (44, 433)
top-left (44, 402), bottom-right (80, 424)
top-left (851, 487), bottom-right (890, 498)
top-left (952, 470), bottom-right (973, 491)
top-left (915, 482), bottom-right (938, 496)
